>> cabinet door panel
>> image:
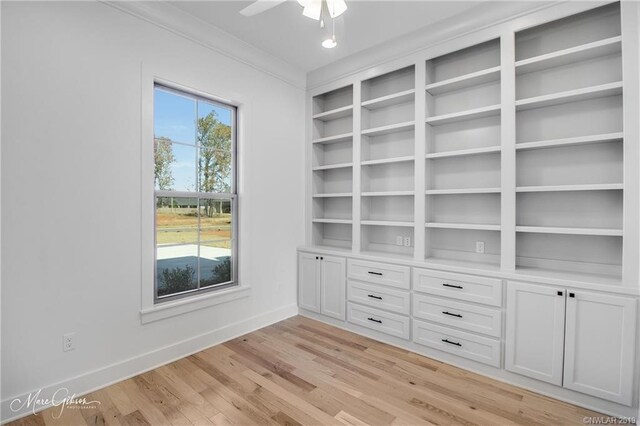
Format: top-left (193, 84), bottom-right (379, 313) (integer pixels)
top-left (321, 256), bottom-right (346, 320)
top-left (298, 253), bottom-right (320, 313)
top-left (564, 291), bottom-right (637, 405)
top-left (505, 281), bottom-right (566, 385)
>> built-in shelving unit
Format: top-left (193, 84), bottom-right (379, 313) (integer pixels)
top-left (311, 85), bottom-right (355, 249)
top-left (358, 66), bottom-right (417, 257)
top-left (514, 2), bottom-right (623, 280)
top-left (307, 2), bottom-right (631, 286)
top-left (424, 38), bottom-right (502, 267)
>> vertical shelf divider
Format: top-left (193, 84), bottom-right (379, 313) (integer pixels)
top-left (353, 81), bottom-right (362, 253)
top-left (621, 2), bottom-right (639, 286)
top-left (305, 93), bottom-right (313, 245)
top-left (414, 61), bottom-right (427, 261)
top-left (501, 32), bottom-right (517, 271)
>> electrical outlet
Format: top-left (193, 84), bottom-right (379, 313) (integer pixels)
top-left (396, 236), bottom-right (403, 246)
top-left (476, 241), bottom-right (485, 254)
top-left (63, 332), bottom-right (76, 352)
top-left (403, 236), bottom-right (411, 247)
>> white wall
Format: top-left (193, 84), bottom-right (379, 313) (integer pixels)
top-left (0, 1), bottom-right (305, 421)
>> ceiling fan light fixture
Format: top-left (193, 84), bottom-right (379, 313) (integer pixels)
top-left (296, 0), bottom-right (310, 6)
top-left (302, 0), bottom-right (322, 20)
top-left (326, 0), bottom-right (347, 18)
top-left (322, 37), bottom-right (337, 49)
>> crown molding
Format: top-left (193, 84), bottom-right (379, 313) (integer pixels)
top-left (102, 1), bottom-right (306, 90)
top-left (306, 1), bottom-right (561, 90)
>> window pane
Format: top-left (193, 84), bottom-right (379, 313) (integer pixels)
top-left (198, 148), bottom-right (232, 193)
top-left (199, 199), bottom-right (232, 241)
top-left (156, 197), bottom-right (198, 245)
top-left (199, 240), bottom-right (233, 287)
top-left (154, 88), bottom-right (196, 145)
top-left (154, 142), bottom-right (196, 192)
top-left (156, 244), bottom-right (198, 297)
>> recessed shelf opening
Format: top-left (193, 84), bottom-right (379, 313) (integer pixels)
top-left (312, 85), bottom-right (353, 116)
top-left (313, 197), bottom-right (352, 221)
top-left (362, 195), bottom-right (414, 223)
top-left (363, 161), bottom-right (415, 193)
top-left (426, 228), bottom-right (501, 266)
top-left (361, 66), bottom-right (416, 102)
top-left (427, 152), bottom-right (501, 191)
top-left (313, 222), bottom-right (352, 249)
top-left (362, 225), bottom-right (414, 257)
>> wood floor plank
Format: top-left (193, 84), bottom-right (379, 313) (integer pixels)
top-left (9, 316), bottom-right (606, 426)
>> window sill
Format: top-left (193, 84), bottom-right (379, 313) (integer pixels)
top-left (140, 285), bottom-right (250, 324)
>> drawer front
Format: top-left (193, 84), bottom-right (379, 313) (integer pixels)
top-left (413, 268), bottom-right (502, 307)
top-left (348, 281), bottom-right (410, 315)
top-left (413, 294), bottom-right (502, 338)
top-left (348, 259), bottom-right (410, 290)
top-left (347, 303), bottom-right (410, 340)
top-left (413, 320), bottom-right (501, 367)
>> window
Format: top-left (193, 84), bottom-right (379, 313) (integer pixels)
top-left (153, 84), bottom-right (237, 302)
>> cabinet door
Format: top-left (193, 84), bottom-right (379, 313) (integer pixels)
top-left (320, 255), bottom-right (346, 320)
top-left (505, 282), bottom-right (566, 385)
top-left (563, 291), bottom-right (637, 405)
top-left (298, 253), bottom-right (320, 313)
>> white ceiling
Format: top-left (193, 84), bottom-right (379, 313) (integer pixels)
top-left (167, 1), bottom-right (484, 71)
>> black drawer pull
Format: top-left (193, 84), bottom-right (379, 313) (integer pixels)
top-left (442, 339), bottom-right (462, 347)
top-left (367, 317), bottom-right (382, 324)
top-left (367, 294), bottom-right (383, 300)
top-left (368, 271), bottom-right (383, 276)
top-left (442, 283), bottom-right (463, 289)
top-left (442, 311), bottom-right (462, 318)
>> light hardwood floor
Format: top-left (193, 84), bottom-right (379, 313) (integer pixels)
top-left (10, 316), bottom-right (604, 426)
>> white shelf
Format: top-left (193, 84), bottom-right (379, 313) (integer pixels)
top-left (426, 66), bottom-right (501, 95)
top-left (361, 220), bottom-right (414, 227)
top-left (516, 82), bottom-right (623, 111)
top-left (312, 132), bottom-right (353, 144)
top-left (516, 226), bottom-right (622, 237)
top-left (362, 89), bottom-right (415, 110)
top-left (513, 266), bottom-right (622, 287)
top-left (312, 162), bottom-right (353, 171)
top-left (362, 191), bottom-right (415, 197)
top-left (312, 105), bottom-right (354, 121)
top-left (426, 222), bottom-right (501, 231)
top-left (362, 121), bottom-right (415, 137)
top-left (516, 132), bottom-right (623, 151)
top-left (425, 188), bottom-right (501, 195)
top-left (426, 104), bottom-right (501, 126)
top-left (312, 193), bottom-right (353, 198)
top-left (516, 184), bottom-right (623, 193)
top-left (516, 36), bottom-right (622, 75)
top-left (361, 156), bottom-right (415, 166)
top-left (312, 218), bottom-right (353, 225)
top-left (426, 146), bottom-right (501, 159)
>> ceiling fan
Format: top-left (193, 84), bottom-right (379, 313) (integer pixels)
top-left (240, 0), bottom-right (347, 48)
top-left (240, 0), bottom-right (347, 20)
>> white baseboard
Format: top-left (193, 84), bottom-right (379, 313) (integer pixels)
top-left (1, 303), bottom-right (299, 424)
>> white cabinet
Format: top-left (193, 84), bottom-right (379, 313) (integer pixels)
top-left (320, 256), bottom-right (347, 320)
top-left (505, 282), bottom-right (566, 386)
top-left (563, 291), bottom-right (637, 405)
top-left (298, 253), bottom-right (346, 320)
top-left (505, 281), bottom-right (637, 405)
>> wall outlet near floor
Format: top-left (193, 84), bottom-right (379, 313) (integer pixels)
top-left (396, 236), bottom-right (403, 246)
top-left (403, 236), bottom-right (411, 247)
top-left (63, 332), bottom-right (76, 352)
top-left (476, 241), bottom-right (485, 254)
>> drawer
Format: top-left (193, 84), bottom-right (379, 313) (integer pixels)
top-left (413, 268), bottom-right (502, 307)
top-left (413, 294), bottom-right (502, 338)
top-left (413, 319), bottom-right (501, 367)
top-left (347, 281), bottom-right (410, 315)
top-left (347, 302), bottom-right (410, 340)
top-left (348, 259), bottom-right (410, 290)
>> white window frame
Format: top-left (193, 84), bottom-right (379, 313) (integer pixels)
top-left (140, 62), bottom-right (250, 324)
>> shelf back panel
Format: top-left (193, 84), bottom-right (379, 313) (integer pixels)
top-left (516, 3), bottom-right (620, 61)
top-left (516, 142), bottom-right (622, 187)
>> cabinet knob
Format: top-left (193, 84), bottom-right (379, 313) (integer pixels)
top-left (557, 291), bottom-right (563, 296)
top-left (569, 292), bottom-right (575, 298)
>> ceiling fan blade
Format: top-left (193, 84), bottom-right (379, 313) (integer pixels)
top-left (239, 0), bottom-right (286, 16)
